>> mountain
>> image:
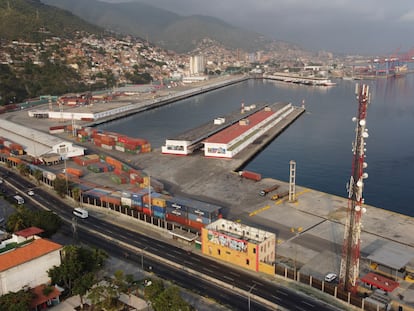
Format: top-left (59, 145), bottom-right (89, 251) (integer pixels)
top-left (41, 0), bottom-right (273, 53)
top-left (0, 0), bottom-right (105, 41)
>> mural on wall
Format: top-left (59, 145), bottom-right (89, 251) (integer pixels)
top-left (207, 230), bottom-right (248, 253)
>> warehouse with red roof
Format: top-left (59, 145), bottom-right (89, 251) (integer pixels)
top-left (203, 103), bottom-right (294, 158)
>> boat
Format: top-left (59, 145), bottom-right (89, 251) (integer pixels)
top-left (394, 64), bottom-right (408, 77)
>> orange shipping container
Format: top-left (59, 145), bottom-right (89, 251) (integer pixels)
top-left (7, 156), bottom-right (22, 164)
top-left (65, 167), bottom-right (83, 177)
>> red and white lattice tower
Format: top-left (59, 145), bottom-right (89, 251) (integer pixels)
top-left (339, 83), bottom-right (371, 292)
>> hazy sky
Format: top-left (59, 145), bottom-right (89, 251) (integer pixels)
top-left (105, 0), bottom-right (414, 55)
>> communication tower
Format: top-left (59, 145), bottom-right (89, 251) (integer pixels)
top-left (339, 84), bottom-right (371, 292)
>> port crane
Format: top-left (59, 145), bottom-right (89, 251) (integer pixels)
top-left (339, 84), bottom-right (371, 292)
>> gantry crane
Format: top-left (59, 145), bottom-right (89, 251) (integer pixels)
top-left (339, 83), bottom-right (371, 292)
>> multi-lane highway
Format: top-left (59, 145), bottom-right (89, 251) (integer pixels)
top-left (0, 166), bottom-right (343, 311)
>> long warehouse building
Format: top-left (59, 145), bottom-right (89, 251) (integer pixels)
top-left (203, 103), bottom-right (294, 158)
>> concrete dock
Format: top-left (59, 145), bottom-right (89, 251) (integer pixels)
top-left (2, 76), bottom-right (414, 310)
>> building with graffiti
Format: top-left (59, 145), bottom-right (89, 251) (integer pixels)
top-left (201, 219), bottom-right (276, 275)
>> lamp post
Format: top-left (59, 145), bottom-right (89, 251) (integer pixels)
top-left (290, 227), bottom-right (303, 281)
top-left (248, 283), bottom-right (256, 311)
top-left (141, 246), bottom-right (148, 271)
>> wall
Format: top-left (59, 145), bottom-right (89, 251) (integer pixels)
top-left (0, 250), bottom-right (61, 295)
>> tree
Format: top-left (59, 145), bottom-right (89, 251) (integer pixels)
top-left (0, 289), bottom-right (33, 311)
top-left (72, 272), bottom-right (95, 309)
top-left (6, 206), bottom-right (31, 232)
top-left (153, 286), bottom-right (194, 311)
top-left (17, 163), bottom-right (30, 176)
top-left (5, 206), bottom-right (62, 236)
top-left (33, 169), bottom-right (43, 185)
top-left (53, 176), bottom-right (72, 198)
top-left (31, 210), bottom-right (62, 237)
top-left (48, 245), bottom-right (108, 296)
top-left (88, 270), bottom-right (135, 311)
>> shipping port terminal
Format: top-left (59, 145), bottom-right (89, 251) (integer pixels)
top-left (2, 76), bottom-right (414, 310)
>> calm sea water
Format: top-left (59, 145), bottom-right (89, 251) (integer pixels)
top-left (98, 76), bottom-right (414, 217)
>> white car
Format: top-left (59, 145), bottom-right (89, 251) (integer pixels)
top-left (324, 273), bottom-right (337, 283)
top-left (27, 190), bottom-right (35, 196)
top-left (73, 208), bottom-right (88, 219)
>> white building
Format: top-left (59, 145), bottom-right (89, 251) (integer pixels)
top-left (189, 55), bottom-right (205, 76)
top-left (0, 119), bottom-right (85, 159)
top-left (0, 227), bottom-right (63, 295)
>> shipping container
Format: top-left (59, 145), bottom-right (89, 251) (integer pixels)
top-left (240, 170), bottom-right (262, 181)
top-left (142, 207), bottom-right (152, 216)
top-left (153, 210), bottom-right (165, 219)
top-left (65, 167), bottom-right (84, 177)
top-left (166, 213), bottom-right (187, 226)
top-left (101, 195), bottom-right (121, 206)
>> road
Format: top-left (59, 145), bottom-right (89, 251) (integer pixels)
top-left (0, 166), bottom-right (345, 311)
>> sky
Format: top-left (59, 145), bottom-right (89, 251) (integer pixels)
top-left (104, 0), bottom-right (414, 55)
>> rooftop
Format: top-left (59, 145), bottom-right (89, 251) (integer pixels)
top-left (204, 103), bottom-right (286, 145)
top-left (15, 226), bottom-right (44, 238)
top-left (0, 238), bottom-right (62, 272)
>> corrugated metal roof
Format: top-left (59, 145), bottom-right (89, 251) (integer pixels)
top-left (204, 108), bottom-right (275, 144)
top-left (367, 242), bottom-right (414, 270)
top-left (360, 272), bottom-right (399, 292)
top-left (169, 196), bottom-right (222, 212)
top-left (0, 119), bottom-right (84, 157)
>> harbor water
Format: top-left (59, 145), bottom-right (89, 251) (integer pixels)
top-left (98, 75), bottom-right (414, 217)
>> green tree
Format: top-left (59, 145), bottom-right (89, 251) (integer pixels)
top-left (33, 169), bottom-right (43, 185)
top-left (88, 270), bottom-right (134, 310)
top-left (153, 286), bottom-right (194, 311)
top-left (48, 245), bottom-right (108, 296)
top-left (6, 206), bottom-right (31, 232)
top-left (0, 289), bottom-right (33, 311)
top-left (31, 210), bottom-right (62, 237)
top-left (73, 272), bottom-right (96, 309)
top-left (53, 176), bottom-right (71, 198)
top-left (5, 206), bottom-right (62, 236)
top-left (17, 163), bottom-right (30, 176)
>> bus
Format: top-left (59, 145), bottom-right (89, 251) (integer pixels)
top-left (13, 195), bottom-right (25, 205)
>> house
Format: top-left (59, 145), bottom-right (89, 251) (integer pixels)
top-left (0, 227), bottom-right (63, 298)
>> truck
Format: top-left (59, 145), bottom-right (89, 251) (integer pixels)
top-left (270, 190), bottom-right (289, 201)
top-left (13, 195), bottom-right (25, 205)
top-left (259, 184), bottom-right (280, 196)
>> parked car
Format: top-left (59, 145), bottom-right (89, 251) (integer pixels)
top-left (324, 273), bottom-right (337, 283)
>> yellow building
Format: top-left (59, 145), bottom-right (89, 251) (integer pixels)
top-left (201, 219), bottom-right (276, 275)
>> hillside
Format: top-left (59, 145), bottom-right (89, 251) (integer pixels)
top-left (0, 0), bottom-right (104, 41)
top-left (42, 0), bottom-right (272, 53)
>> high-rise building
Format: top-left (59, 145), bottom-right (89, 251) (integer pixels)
top-left (189, 55), bottom-right (205, 76)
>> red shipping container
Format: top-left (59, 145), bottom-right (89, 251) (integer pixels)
top-left (241, 170), bottom-right (261, 181)
top-left (142, 207), bottom-right (152, 216)
top-left (187, 219), bottom-right (205, 231)
top-left (166, 213), bottom-right (187, 226)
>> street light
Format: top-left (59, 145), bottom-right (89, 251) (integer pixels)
top-left (248, 283), bottom-right (256, 311)
top-left (291, 227), bottom-right (303, 281)
top-left (141, 246), bottom-right (148, 271)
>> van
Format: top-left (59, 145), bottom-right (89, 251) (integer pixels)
top-left (73, 208), bottom-right (88, 219)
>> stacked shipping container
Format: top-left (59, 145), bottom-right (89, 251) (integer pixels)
top-left (0, 137), bottom-right (24, 156)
